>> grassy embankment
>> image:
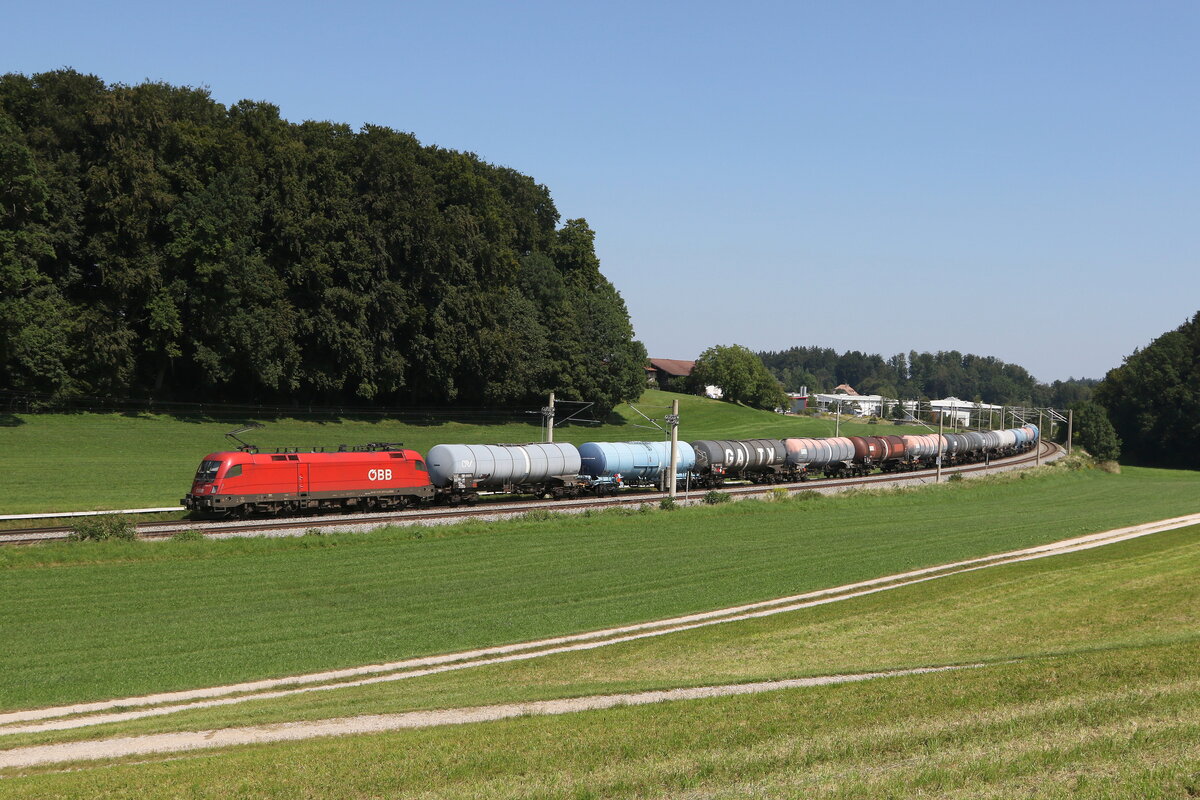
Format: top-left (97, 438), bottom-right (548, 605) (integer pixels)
top-left (3, 504), bottom-right (1200, 796)
top-left (2, 462), bottom-right (1197, 716)
top-left (0, 389), bottom-right (918, 515)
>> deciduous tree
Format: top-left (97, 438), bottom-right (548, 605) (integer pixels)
top-left (691, 345), bottom-right (787, 410)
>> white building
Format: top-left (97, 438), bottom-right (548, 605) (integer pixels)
top-left (811, 393), bottom-right (890, 416)
top-left (924, 397), bottom-right (1004, 427)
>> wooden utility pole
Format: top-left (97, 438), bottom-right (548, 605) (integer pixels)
top-left (1067, 409), bottom-right (1073, 454)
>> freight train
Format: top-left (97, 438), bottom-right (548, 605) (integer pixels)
top-left (182, 425), bottom-right (1040, 517)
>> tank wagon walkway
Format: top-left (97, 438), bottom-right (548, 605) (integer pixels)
top-left (2, 512), bottom-right (1198, 769)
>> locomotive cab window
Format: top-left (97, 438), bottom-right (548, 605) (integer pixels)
top-left (415, 461), bottom-right (427, 472)
top-left (194, 460), bottom-right (221, 483)
top-left (224, 464), bottom-right (243, 478)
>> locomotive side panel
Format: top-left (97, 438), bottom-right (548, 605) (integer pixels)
top-left (184, 449), bottom-right (434, 514)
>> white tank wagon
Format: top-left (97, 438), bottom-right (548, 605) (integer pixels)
top-left (784, 436), bottom-right (856, 477)
top-left (426, 442), bottom-right (583, 502)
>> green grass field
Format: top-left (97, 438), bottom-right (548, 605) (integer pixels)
top-left (3, 498), bottom-right (1199, 796)
top-left (2, 463), bottom-right (1197, 715)
top-left (6, 515), bottom-right (1196, 751)
top-left (8, 645), bottom-right (1197, 798)
top-left (0, 390), bottom-right (923, 514)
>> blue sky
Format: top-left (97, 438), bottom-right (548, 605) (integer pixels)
top-left (5, 0), bottom-right (1197, 381)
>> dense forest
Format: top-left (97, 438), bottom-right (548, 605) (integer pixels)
top-left (759, 346), bottom-right (1096, 407)
top-left (1095, 312), bottom-right (1199, 468)
top-left (0, 70), bottom-right (647, 412)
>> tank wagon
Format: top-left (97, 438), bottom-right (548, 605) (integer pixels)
top-left (784, 436), bottom-right (855, 478)
top-left (426, 442), bottom-right (582, 503)
top-left (898, 434), bottom-right (944, 469)
top-left (691, 439), bottom-right (794, 486)
top-left (578, 440), bottom-right (697, 493)
top-left (183, 425), bottom-right (1040, 518)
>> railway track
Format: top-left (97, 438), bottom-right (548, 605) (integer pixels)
top-left (0, 441), bottom-right (1061, 546)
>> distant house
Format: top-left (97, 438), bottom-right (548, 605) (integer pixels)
top-left (900, 397), bottom-right (1004, 426)
top-left (645, 358), bottom-right (696, 390)
top-left (929, 397), bottom-right (1004, 427)
top-left (646, 358), bottom-right (723, 399)
top-left (812, 392), bottom-right (887, 416)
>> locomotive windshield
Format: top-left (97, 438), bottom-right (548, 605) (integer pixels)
top-left (194, 460), bottom-right (222, 483)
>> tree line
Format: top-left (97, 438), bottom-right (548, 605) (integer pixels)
top-left (758, 346), bottom-right (1096, 408)
top-left (1094, 311), bottom-right (1199, 468)
top-left (0, 70), bottom-right (647, 413)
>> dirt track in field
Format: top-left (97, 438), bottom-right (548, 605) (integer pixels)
top-left (0, 664), bottom-right (986, 769)
top-left (1, 512), bottom-right (1198, 770)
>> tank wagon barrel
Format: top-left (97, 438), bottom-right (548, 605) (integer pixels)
top-left (784, 436), bottom-right (856, 477)
top-left (426, 442), bottom-right (583, 501)
top-left (848, 436), bottom-right (889, 463)
top-left (692, 438), bottom-right (791, 486)
top-left (578, 441), bottom-right (697, 485)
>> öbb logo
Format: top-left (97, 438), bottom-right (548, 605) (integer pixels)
top-left (368, 469), bottom-right (393, 481)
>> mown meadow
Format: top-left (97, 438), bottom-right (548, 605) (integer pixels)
top-left (2, 461), bottom-right (1197, 713)
top-left (2, 486), bottom-right (1199, 797)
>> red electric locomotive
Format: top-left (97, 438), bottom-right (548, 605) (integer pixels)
top-left (183, 443), bottom-right (434, 517)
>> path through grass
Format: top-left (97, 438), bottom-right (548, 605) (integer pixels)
top-left (3, 518), bottom-right (1199, 797)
